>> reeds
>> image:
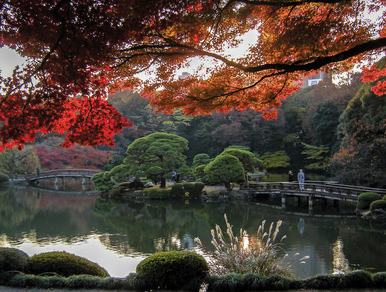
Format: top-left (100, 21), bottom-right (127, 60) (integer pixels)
top-left (195, 214), bottom-right (308, 277)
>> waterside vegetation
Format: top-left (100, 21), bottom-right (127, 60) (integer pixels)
top-left (0, 246), bottom-right (385, 291)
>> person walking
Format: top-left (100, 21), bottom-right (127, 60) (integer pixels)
top-left (297, 169), bottom-right (305, 190)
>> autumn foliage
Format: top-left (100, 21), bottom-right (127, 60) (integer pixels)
top-left (1, 0), bottom-right (385, 150)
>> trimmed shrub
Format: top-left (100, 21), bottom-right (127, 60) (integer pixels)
top-left (171, 183), bottom-right (184, 198)
top-left (370, 199), bottom-right (386, 212)
top-left (0, 173), bottom-right (9, 183)
top-left (0, 247), bottom-right (29, 273)
top-left (28, 252), bottom-right (109, 278)
top-left (383, 195), bottom-right (386, 200)
top-left (260, 274), bottom-right (293, 290)
top-left (373, 272), bottom-right (386, 288)
top-left (206, 273), bottom-right (244, 292)
top-left (136, 251), bottom-right (209, 291)
top-left (338, 270), bottom-right (374, 289)
top-left (303, 274), bottom-right (343, 289)
top-left (147, 188), bottom-right (171, 199)
top-left (207, 274), bottom-right (302, 291)
top-left (357, 192), bottom-right (381, 210)
top-left (183, 182), bottom-right (205, 198)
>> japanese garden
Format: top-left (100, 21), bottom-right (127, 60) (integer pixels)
top-left (0, 0), bottom-right (386, 291)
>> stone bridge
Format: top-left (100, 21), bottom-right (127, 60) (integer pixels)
top-left (26, 169), bottom-right (103, 185)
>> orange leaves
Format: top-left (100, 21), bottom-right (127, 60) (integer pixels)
top-left (146, 66), bottom-right (301, 119)
top-left (371, 81), bottom-right (386, 96)
top-left (1, 0), bottom-right (386, 150)
top-left (361, 65), bottom-right (386, 96)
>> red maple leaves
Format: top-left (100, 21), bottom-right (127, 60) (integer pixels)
top-left (1, 0), bottom-right (385, 150)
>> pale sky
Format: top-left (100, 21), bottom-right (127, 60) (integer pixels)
top-left (0, 47), bottom-right (25, 77)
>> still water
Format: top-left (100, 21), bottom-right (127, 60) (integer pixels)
top-left (1, 185), bottom-right (385, 279)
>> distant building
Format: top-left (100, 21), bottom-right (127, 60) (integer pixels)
top-left (302, 71), bottom-right (327, 87)
top-left (178, 72), bottom-right (190, 79)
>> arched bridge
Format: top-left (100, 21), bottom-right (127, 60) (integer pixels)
top-left (26, 169), bottom-right (103, 184)
top-left (240, 181), bottom-right (386, 210)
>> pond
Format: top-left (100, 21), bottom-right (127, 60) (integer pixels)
top-left (1, 185), bottom-right (385, 279)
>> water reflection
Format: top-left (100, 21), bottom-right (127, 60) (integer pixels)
top-left (0, 186), bottom-right (385, 278)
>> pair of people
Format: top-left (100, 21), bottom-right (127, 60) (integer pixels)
top-left (288, 169), bottom-right (305, 190)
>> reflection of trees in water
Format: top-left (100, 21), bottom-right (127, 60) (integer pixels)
top-left (1, 187), bottom-right (106, 243)
top-left (93, 198), bottom-right (210, 253)
top-left (92, 198), bottom-right (386, 275)
top-left (92, 199), bottom-right (289, 254)
top-left (338, 226), bottom-right (386, 272)
top-left (0, 187), bottom-right (40, 229)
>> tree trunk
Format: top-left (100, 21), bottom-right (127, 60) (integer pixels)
top-left (160, 177), bottom-right (166, 188)
top-left (224, 182), bottom-right (231, 193)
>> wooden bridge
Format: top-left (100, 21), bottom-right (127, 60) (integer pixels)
top-left (240, 181), bottom-right (386, 210)
top-left (26, 169), bottom-right (103, 185)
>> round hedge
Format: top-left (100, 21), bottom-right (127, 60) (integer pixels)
top-left (370, 200), bottom-right (386, 212)
top-left (171, 183), bottom-right (185, 198)
top-left (147, 188), bottom-right (171, 199)
top-left (0, 173), bottom-right (9, 184)
top-left (28, 252), bottom-right (109, 278)
top-left (0, 247), bottom-right (29, 273)
top-left (357, 192), bottom-right (381, 210)
top-left (136, 251), bottom-right (209, 290)
top-left (383, 195), bottom-right (386, 201)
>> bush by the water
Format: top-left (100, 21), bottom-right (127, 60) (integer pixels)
top-left (136, 251), bottom-right (209, 291)
top-left (0, 247), bottom-right (29, 273)
top-left (1, 268), bottom-right (385, 291)
top-left (109, 181), bottom-right (145, 197)
top-left (383, 195), bottom-right (386, 200)
top-left (207, 270), bottom-right (384, 291)
top-left (28, 252), bottom-right (109, 278)
top-left (370, 199), bottom-right (386, 212)
top-left (183, 182), bottom-right (205, 198)
top-left (357, 192), bottom-right (381, 210)
top-left (147, 188), bottom-right (171, 199)
top-left (171, 183), bottom-right (185, 198)
top-left (91, 172), bottom-right (115, 193)
top-left (0, 173), bottom-right (9, 184)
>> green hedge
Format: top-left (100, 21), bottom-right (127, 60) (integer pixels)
top-left (147, 188), bottom-right (171, 199)
top-left (171, 183), bottom-right (185, 198)
top-left (1, 270), bottom-right (385, 291)
top-left (383, 195), bottom-right (386, 201)
top-left (28, 252), bottom-right (109, 278)
top-left (170, 182), bottom-right (205, 199)
top-left (0, 247), bottom-right (29, 273)
top-left (207, 270), bottom-right (385, 291)
top-left (183, 182), bottom-right (205, 198)
top-left (136, 251), bottom-right (209, 291)
top-left (370, 200), bottom-right (386, 212)
top-left (357, 192), bottom-right (381, 210)
top-left (0, 173), bottom-right (9, 184)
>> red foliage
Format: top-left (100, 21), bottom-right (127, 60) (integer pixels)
top-left (361, 66), bottom-right (386, 96)
top-left (1, 0), bottom-right (385, 150)
top-left (34, 144), bottom-right (113, 170)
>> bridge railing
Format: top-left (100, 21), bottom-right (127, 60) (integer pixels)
top-left (241, 181), bottom-right (386, 197)
top-left (25, 169), bottom-right (103, 180)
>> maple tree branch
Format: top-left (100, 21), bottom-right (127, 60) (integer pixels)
top-left (173, 37), bottom-right (386, 74)
top-left (188, 70), bottom-right (282, 102)
top-left (226, 0), bottom-right (346, 7)
top-left (245, 38), bottom-right (386, 73)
